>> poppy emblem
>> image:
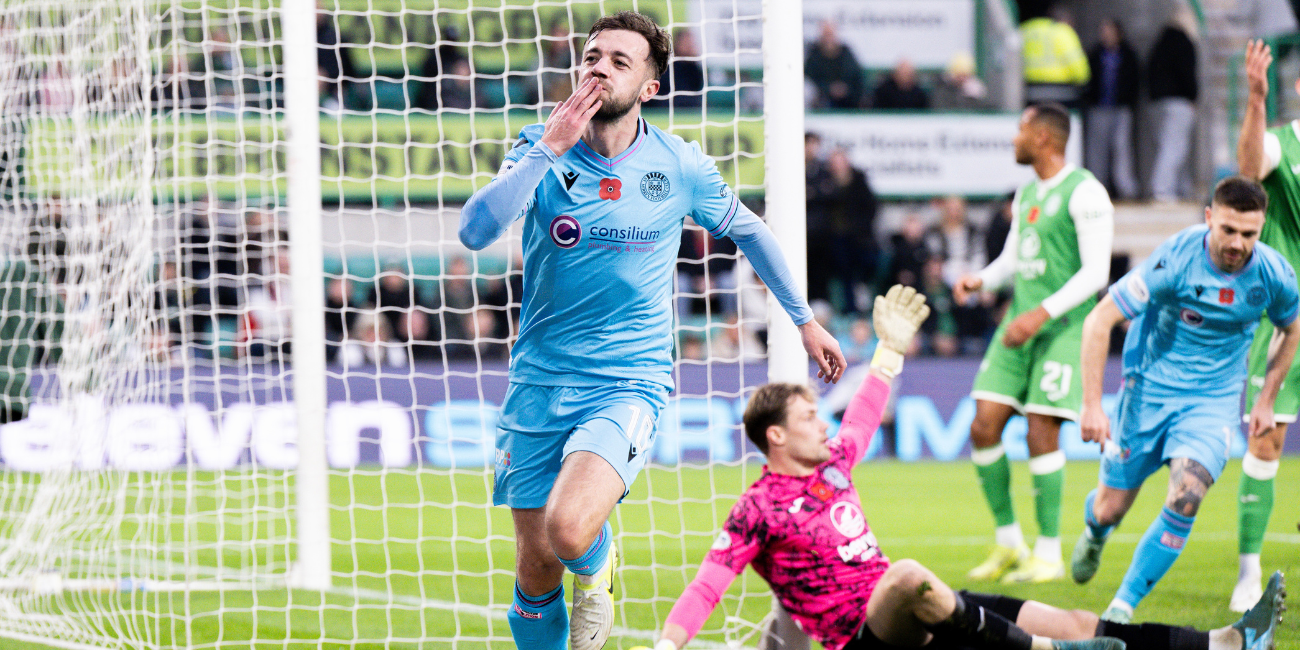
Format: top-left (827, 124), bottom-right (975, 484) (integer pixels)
top-left (600, 177), bottom-right (622, 201)
top-left (1027, 206), bottom-right (1040, 224)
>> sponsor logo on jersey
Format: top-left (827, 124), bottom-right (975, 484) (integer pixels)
top-left (563, 170), bottom-right (580, 190)
top-left (822, 466), bottom-right (849, 490)
top-left (599, 177), bottom-right (623, 200)
top-left (1249, 286), bottom-right (1267, 306)
top-left (1220, 288), bottom-right (1235, 304)
top-left (836, 530), bottom-right (880, 563)
top-left (711, 531), bottom-right (731, 550)
top-left (1017, 227), bottom-right (1047, 278)
top-left (1180, 308), bottom-right (1204, 327)
top-left (1044, 193), bottom-right (1062, 216)
top-left (640, 172), bottom-right (670, 201)
top-left (550, 215), bottom-right (581, 248)
top-left (495, 449), bottom-right (511, 468)
top-left (830, 502), bottom-right (866, 538)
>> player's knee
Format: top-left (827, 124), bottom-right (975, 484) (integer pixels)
top-left (878, 559), bottom-right (933, 598)
top-left (969, 419), bottom-right (1003, 448)
top-left (543, 508), bottom-right (596, 560)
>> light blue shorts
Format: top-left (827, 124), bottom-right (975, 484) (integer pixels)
top-left (1099, 381), bottom-right (1237, 491)
top-left (492, 380), bottom-right (669, 509)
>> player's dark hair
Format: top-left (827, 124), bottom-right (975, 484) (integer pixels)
top-left (743, 383), bottom-right (817, 455)
top-left (1212, 175), bottom-right (1268, 213)
top-left (1027, 102), bottom-right (1071, 148)
top-left (588, 11), bottom-right (671, 79)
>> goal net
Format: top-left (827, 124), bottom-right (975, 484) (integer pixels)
top-left (0, 0), bottom-right (803, 648)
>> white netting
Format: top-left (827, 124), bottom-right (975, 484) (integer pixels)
top-left (0, 0), bottom-right (785, 647)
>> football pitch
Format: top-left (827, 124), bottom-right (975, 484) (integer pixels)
top-left (4, 458), bottom-right (1298, 649)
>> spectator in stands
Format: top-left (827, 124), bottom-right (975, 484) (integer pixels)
top-left (202, 26), bottom-right (240, 108)
top-left (343, 310), bottom-right (407, 367)
top-left (920, 256), bottom-right (959, 356)
top-left (1147, 7), bottom-right (1200, 203)
top-left (804, 21), bottom-right (864, 109)
top-left (1020, 5), bottom-right (1090, 108)
top-left (676, 223), bottom-right (738, 317)
top-left (417, 29), bottom-right (471, 111)
top-left (0, 256), bottom-right (62, 423)
top-left (816, 148), bottom-right (878, 313)
top-left (885, 213), bottom-right (929, 291)
top-left (153, 54), bottom-right (206, 112)
top-left (924, 195), bottom-right (992, 351)
top-left (440, 256), bottom-right (477, 345)
top-left (369, 264), bottom-right (429, 350)
top-left (840, 316), bottom-right (876, 366)
top-left (317, 3), bottom-right (363, 110)
top-left (324, 277), bottom-right (359, 363)
top-left (648, 29), bottom-right (705, 110)
top-left (27, 194), bottom-right (67, 287)
top-left (440, 58), bottom-right (475, 110)
top-left (1084, 17), bottom-right (1140, 201)
top-left (152, 260), bottom-right (187, 363)
top-left (932, 52), bottom-right (989, 111)
top-left (870, 59), bottom-right (930, 110)
top-left (539, 24), bottom-right (575, 104)
top-left (243, 243), bottom-right (292, 361)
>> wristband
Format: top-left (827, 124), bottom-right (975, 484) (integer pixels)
top-left (870, 346), bottom-right (904, 378)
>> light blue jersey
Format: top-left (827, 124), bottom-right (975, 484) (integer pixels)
top-left (1109, 224), bottom-right (1299, 398)
top-left (501, 119), bottom-right (743, 390)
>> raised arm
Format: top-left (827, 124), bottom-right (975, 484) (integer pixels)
top-left (1238, 40), bottom-right (1274, 181)
top-left (1079, 294), bottom-right (1128, 449)
top-left (458, 79), bottom-right (604, 250)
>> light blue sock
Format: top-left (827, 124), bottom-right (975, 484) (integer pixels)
top-left (1114, 506), bottom-right (1195, 609)
top-left (507, 583), bottom-right (567, 650)
top-left (558, 520), bottom-right (611, 576)
top-left (1084, 489), bottom-right (1115, 540)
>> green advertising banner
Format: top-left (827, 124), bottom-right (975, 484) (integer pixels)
top-left (28, 111), bottom-right (764, 204)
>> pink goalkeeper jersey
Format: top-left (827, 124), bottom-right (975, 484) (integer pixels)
top-left (676, 375), bottom-right (891, 650)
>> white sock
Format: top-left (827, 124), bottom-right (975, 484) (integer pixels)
top-left (995, 523), bottom-right (1025, 550)
top-left (1208, 625), bottom-right (1240, 650)
top-left (1106, 599), bottom-right (1134, 616)
top-left (1237, 553), bottom-right (1262, 582)
top-left (1033, 536), bottom-right (1061, 563)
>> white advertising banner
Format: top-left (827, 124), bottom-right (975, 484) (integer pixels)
top-left (806, 113), bottom-right (1084, 197)
top-left (693, 0), bottom-right (975, 70)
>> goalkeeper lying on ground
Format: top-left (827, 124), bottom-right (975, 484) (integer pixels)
top-left (647, 285), bottom-right (1286, 650)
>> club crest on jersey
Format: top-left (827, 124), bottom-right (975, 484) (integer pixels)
top-left (1027, 206), bottom-right (1040, 224)
top-left (830, 502), bottom-right (866, 538)
top-left (822, 466), bottom-right (849, 490)
top-left (640, 172), bottom-right (670, 202)
top-left (599, 177), bottom-right (622, 200)
top-left (1249, 286), bottom-right (1266, 306)
top-left (550, 215), bottom-right (581, 248)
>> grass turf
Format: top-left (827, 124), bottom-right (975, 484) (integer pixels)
top-left (2, 458), bottom-right (1297, 649)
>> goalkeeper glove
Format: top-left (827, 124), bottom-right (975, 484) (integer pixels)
top-left (870, 284), bottom-right (930, 378)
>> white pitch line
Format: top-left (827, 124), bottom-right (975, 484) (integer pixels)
top-left (876, 530), bottom-right (1300, 547)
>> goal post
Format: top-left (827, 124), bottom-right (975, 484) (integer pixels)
top-left (0, 0), bottom-right (810, 647)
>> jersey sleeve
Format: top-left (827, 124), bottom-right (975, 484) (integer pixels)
top-left (704, 496), bottom-right (765, 574)
top-left (1108, 234), bottom-right (1179, 320)
top-left (977, 189), bottom-right (1021, 290)
top-left (1040, 177), bottom-right (1114, 318)
top-left (1262, 130), bottom-right (1283, 179)
top-left (1267, 257), bottom-right (1300, 328)
top-left (499, 125), bottom-right (544, 173)
top-left (687, 141), bottom-right (742, 239)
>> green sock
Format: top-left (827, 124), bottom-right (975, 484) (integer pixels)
top-left (1239, 473), bottom-right (1275, 555)
top-left (1029, 451), bottom-right (1065, 539)
top-left (973, 445), bottom-right (1015, 528)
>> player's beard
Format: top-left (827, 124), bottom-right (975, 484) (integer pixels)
top-left (592, 85), bottom-right (642, 123)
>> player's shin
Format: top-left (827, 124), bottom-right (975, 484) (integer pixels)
top-left (509, 583), bottom-right (569, 650)
top-left (1114, 507), bottom-right (1196, 611)
top-left (1093, 621), bottom-right (1209, 650)
top-left (1234, 453), bottom-right (1276, 611)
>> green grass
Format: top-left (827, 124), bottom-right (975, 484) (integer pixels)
top-left (3, 458), bottom-right (1299, 649)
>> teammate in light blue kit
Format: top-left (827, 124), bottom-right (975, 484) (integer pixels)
top-left (1072, 176), bottom-right (1300, 624)
top-left (457, 12), bottom-right (845, 650)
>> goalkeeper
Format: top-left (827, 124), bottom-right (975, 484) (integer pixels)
top-left (651, 286), bottom-right (1284, 650)
top-left (458, 10), bottom-right (844, 650)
